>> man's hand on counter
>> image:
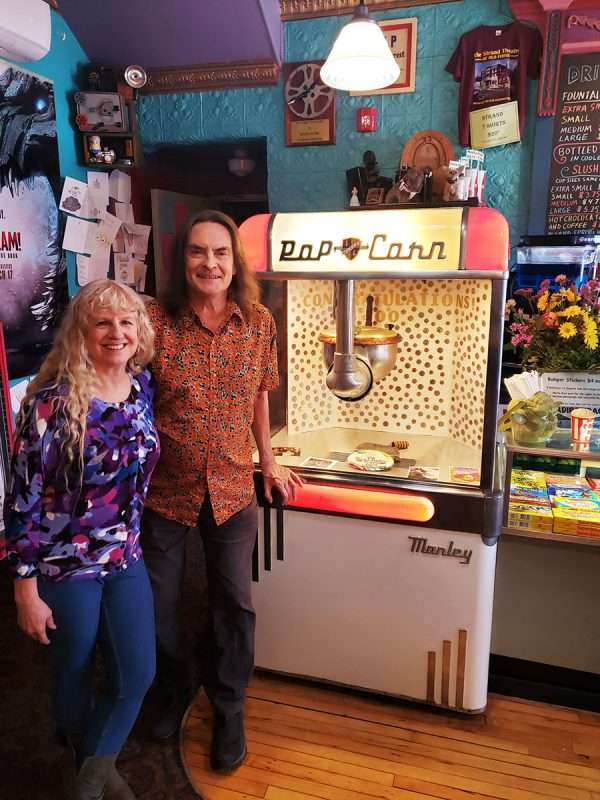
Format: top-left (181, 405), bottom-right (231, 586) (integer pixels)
top-left (261, 462), bottom-right (304, 505)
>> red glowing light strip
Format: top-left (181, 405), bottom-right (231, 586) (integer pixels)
top-left (287, 482), bottom-right (434, 523)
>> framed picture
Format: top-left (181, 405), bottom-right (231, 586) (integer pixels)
top-left (284, 61), bottom-right (336, 146)
top-left (366, 188), bottom-right (385, 206)
top-left (280, 1), bottom-right (458, 20)
top-left (351, 17), bottom-right (417, 96)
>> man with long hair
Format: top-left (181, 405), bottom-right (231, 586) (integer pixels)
top-left (141, 210), bottom-right (302, 772)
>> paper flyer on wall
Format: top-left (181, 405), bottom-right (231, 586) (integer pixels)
top-left (63, 217), bottom-right (97, 254)
top-left (114, 253), bottom-right (135, 285)
top-left (76, 251), bottom-right (110, 286)
top-left (87, 171), bottom-right (109, 219)
top-left (112, 228), bottom-right (125, 253)
top-left (114, 202), bottom-right (134, 224)
top-left (108, 170), bottom-right (131, 203)
top-left (92, 211), bottom-right (122, 249)
top-left (59, 177), bottom-right (89, 218)
top-left (114, 254), bottom-right (147, 291)
top-left (123, 223), bottom-right (151, 257)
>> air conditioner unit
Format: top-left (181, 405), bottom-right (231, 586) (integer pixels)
top-left (0, 0), bottom-right (51, 63)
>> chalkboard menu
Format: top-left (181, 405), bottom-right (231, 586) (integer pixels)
top-left (546, 52), bottom-right (600, 235)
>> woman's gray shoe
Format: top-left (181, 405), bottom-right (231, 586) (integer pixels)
top-left (74, 755), bottom-right (118, 800)
top-left (104, 764), bottom-right (136, 799)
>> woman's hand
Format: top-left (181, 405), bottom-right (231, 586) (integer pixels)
top-left (262, 462), bottom-right (304, 505)
top-left (14, 578), bottom-right (56, 645)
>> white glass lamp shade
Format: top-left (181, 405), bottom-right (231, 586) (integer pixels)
top-left (320, 16), bottom-right (400, 92)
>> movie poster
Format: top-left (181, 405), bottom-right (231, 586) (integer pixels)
top-left (0, 61), bottom-right (67, 379)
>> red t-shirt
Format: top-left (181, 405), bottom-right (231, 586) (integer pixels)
top-left (445, 21), bottom-right (542, 146)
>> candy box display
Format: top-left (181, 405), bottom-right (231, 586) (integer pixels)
top-left (507, 502), bottom-right (553, 532)
top-left (509, 485), bottom-right (550, 505)
top-left (552, 507), bottom-right (600, 537)
top-left (551, 495), bottom-right (600, 511)
top-left (510, 469), bottom-right (547, 487)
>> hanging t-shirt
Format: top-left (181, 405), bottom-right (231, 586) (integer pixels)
top-left (445, 21), bottom-right (543, 146)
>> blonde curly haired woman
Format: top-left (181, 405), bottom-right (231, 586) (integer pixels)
top-left (4, 280), bottom-right (160, 800)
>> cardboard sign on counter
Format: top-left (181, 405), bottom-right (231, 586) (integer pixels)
top-left (541, 371), bottom-right (600, 423)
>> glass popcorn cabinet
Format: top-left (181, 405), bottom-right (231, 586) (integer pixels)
top-left (239, 206), bottom-right (509, 712)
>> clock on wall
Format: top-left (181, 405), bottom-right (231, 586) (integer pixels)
top-left (284, 61), bottom-right (336, 147)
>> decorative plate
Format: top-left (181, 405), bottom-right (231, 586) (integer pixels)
top-left (347, 449), bottom-right (394, 472)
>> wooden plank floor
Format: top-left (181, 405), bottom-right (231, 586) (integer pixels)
top-left (181, 673), bottom-right (600, 800)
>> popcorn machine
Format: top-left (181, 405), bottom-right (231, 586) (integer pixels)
top-left (239, 206), bottom-right (508, 712)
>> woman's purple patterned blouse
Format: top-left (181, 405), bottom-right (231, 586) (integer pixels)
top-left (3, 369), bottom-right (160, 582)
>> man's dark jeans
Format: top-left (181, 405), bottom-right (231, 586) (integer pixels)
top-left (141, 495), bottom-right (258, 716)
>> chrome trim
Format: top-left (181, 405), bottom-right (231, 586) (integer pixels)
top-left (459, 207), bottom-right (469, 268)
top-left (256, 270), bottom-right (508, 281)
top-left (255, 466), bottom-right (484, 498)
top-left (480, 277), bottom-right (508, 493)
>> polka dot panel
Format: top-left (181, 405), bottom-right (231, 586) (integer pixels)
top-left (287, 280), bottom-right (337, 433)
top-left (286, 279), bottom-right (490, 447)
top-left (449, 281), bottom-right (491, 451)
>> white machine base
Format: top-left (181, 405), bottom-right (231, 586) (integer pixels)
top-left (252, 509), bottom-right (497, 713)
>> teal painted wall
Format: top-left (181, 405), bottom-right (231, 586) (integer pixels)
top-left (19, 10), bottom-right (88, 296)
top-left (138, 0), bottom-right (536, 256)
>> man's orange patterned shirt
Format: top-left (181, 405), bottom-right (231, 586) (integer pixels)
top-left (145, 299), bottom-right (279, 526)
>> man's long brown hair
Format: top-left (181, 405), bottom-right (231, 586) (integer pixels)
top-left (161, 209), bottom-right (260, 320)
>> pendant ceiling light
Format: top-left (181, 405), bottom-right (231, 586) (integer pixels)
top-left (320, 0), bottom-right (400, 93)
top-left (228, 148), bottom-right (255, 177)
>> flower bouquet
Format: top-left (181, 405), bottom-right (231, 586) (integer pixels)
top-left (506, 276), bottom-right (600, 372)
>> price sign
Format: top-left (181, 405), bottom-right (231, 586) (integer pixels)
top-left (546, 52), bottom-right (600, 235)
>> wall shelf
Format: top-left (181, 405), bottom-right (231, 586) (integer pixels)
top-left (502, 431), bottom-right (600, 547)
top-left (78, 98), bottom-right (142, 169)
top-left (502, 526), bottom-right (600, 547)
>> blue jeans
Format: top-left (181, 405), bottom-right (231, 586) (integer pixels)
top-left (38, 558), bottom-right (156, 757)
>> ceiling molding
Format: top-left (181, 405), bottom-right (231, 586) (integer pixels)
top-left (142, 60), bottom-right (280, 95)
top-left (280, 0), bottom-right (461, 20)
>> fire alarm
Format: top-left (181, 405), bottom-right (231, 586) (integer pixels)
top-left (357, 107), bottom-right (377, 132)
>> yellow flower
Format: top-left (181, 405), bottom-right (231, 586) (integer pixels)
top-left (584, 317), bottom-right (599, 350)
top-left (560, 288), bottom-right (577, 303)
top-left (548, 292), bottom-right (563, 310)
top-left (537, 291), bottom-right (549, 311)
top-left (558, 305), bottom-right (583, 317)
top-left (559, 322), bottom-right (577, 339)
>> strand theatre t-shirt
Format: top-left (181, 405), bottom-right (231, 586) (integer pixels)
top-left (445, 21), bottom-right (542, 146)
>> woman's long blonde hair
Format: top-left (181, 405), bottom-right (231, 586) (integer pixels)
top-left (16, 280), bottom-right (155, 469)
